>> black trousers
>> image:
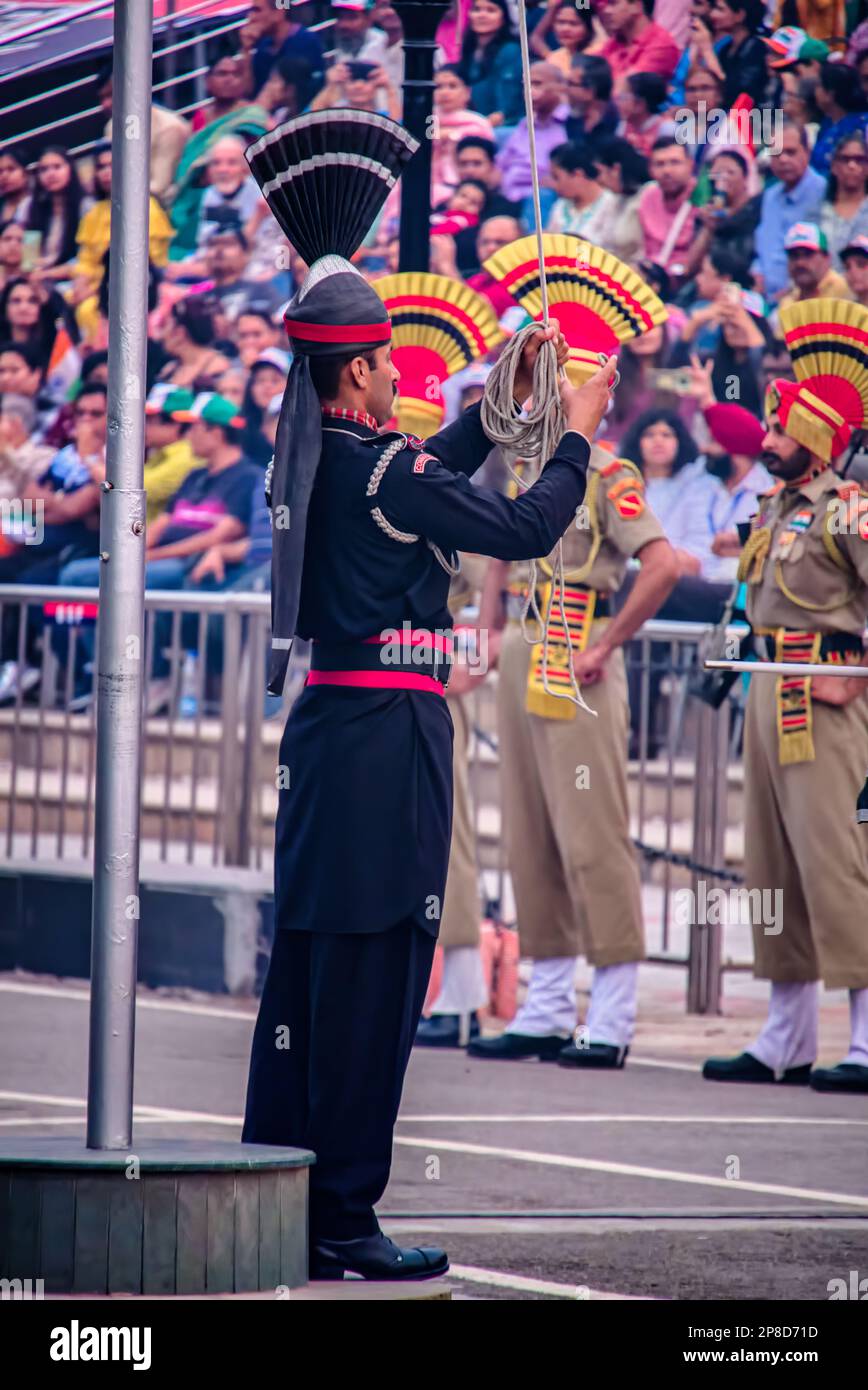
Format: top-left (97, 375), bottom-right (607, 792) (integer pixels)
top-left (241, 920), bottom-right (436, 1241)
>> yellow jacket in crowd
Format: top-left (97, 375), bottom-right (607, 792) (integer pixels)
top-left (773, 0), bottom-right (846, 46)
top-left (72, 197), bottom-right (172, 341)
top-left (143, 438), bottom-right (199, 525)
top-left (74, 196), bottom-right (173, 290)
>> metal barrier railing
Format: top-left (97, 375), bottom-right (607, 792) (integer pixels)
top-left (1, 1), bottom-right (339, 157)
top-left (0, 584), bottom-right (297, 872)
top-left (0, 0), bottom-right (249, 85)
top-left (0, 586), bottom-right (739, 1007)
top-left (0, 0), bottom-right (113, 47)
top-left (1, 14), bottom-right (250, 153)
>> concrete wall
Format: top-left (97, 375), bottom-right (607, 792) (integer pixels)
top-left (0, 863), bottom-right (274, 997)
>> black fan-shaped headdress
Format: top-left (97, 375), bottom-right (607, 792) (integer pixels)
top-left (246, 109), bottom-right (418, 266)
top-left (244, 110), bottom-right (420, 694)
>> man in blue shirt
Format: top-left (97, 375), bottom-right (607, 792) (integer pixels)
top-left (752, 121), bottom-right (826, 302)
top-left (243, 0), bottom-right (325, 106)
top-left (810, 60), bottom-right (868, 177)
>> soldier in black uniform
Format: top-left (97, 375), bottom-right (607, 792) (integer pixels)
top-left (239, 111), bottom-right (618, 1280)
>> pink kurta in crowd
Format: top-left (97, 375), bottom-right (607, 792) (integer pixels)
top-left (436, 0), bottom-right (474, 63)
top-left (432, 108), bottom-right (497, 204)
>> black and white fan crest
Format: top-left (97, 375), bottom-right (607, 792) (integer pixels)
top-left (245, 109), bottom-right (420, 267)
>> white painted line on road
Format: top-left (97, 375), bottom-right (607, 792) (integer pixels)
top-left (0, 1114), bottom-right (233, 1129)
top-left (9, 1095), bottom-right (865, 1211)
top-left (0, 1090), bottom-right (86, 1110)
top-left (393, 1135), bottom-right (868, 1209)
top-left (445, 1263), bottom-right (653, 1300)
top-left (132, 1103), bottom-right (240, 1124)
top-left (0, 1116), bottom-right (85, 1127)
top-left (424, 1049), bottom-right (703, 1074)
top-left (627, 1058), bottom-right (703, 1073)
top-left (0, 1091), bottom-right (243, 1127)
top-left (0, 983), bottom-right (797, 1079)
top-left (0, 980), bottom-right (253, 1022)
top-left (398, 1114), bottom-right (868, 1126)
top-left (7, 1092), bottom-right (867, 1148)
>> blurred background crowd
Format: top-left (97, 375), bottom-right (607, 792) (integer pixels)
top-left (1, 0), bottom-right (867, 710)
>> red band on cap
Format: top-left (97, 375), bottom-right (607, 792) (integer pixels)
top-left (284, 319), bottom-right (392, 344)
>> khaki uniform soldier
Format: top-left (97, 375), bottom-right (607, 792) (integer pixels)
top-left (416, 555), bottom-right (496, 1047)
top-left (704, 298), bottom-right (868, 1094)
top-left (468, 445), bottom-right (678, 1068)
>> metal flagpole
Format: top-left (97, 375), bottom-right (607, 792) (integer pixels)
top-left (86, 0), bottom-right (153, 1150)
top-left (705, 660), bottom-right (868, 678)
top-left (394, 0), bottom-right (451, 272)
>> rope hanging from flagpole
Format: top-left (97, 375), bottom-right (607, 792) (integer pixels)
top-left (480, 0), bottom-right (594, 716)
top-left (517, 0), bottom-right (550, 328)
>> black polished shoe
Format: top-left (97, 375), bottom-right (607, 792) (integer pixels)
top-left (702, 1051), bottom-right (812, 1085)
top-left (310, 1231), bottom-right (448, 1281)
top-left (466, 1031), bottom-right (566, 1061)
top-left (414, 1013), bottom-right (480, 1048)
top-left (558, 1041), bottom-right (629, 1069)
top-left (809, 1062), bottom-right (868, 1094)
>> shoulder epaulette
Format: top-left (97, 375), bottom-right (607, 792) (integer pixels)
top-left (595, 455), bottom-right (643, 481)
top-left (836, 479), bottom-right (867, 499)
top-left (360, 429), bottom-right (409, 449)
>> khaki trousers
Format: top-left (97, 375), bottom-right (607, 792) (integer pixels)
top-left (496, 621), bottom-right (645, 964)
top-left (439, 693), bottom-right (483, 950)
top-left (745, 675), bottom-right (868, 989)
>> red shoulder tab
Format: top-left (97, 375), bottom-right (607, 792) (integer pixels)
top-left (412, 452), bottom-right (436, 475)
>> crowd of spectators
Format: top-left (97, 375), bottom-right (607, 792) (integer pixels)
top-left (0, 0), bottom-right (866, 712)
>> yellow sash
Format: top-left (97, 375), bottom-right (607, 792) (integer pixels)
top-left (525, 582), bottom-right (597, 720)
top-left (774, 629), bottom-right (821, 765)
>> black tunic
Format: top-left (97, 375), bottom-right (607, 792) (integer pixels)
top-left (274, 403), bottom-right (590, 936)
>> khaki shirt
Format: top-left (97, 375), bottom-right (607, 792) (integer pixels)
top-left (777, 268), bottom-right (851, 315)
top-left (448, 551), bottom-right (489, 616)
top-left (508, 443), bottom-right (665, 593)
top-left (105, 105), bottom-right (191, 201)
top-left (745, 468), bottom-right (868, 637)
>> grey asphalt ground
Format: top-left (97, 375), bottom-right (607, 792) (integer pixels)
top-left (2, 974), bottom-right (867, 1301)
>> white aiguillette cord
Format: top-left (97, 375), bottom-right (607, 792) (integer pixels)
top-left (479, 0), bottom-right (595, 716)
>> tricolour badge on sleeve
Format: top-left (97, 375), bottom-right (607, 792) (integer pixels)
top-left (607, 476), bottom-right (645, 519)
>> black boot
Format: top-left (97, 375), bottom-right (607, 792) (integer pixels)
top-left (558, 1041), bottom-right (629, 1069)
top-left (310, 1231), bottom-right (449, 1281)
top-left (809, 1062), bottom-right (868, 1094)
top-left (415, 1013), bottom-right (480, 1048)
top-left (466, 1031), bottom-right (566, 1061)
top-left (702, 1051), bottom-right (812, 1084)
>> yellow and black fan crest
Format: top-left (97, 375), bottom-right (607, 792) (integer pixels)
top-left (373, 272), bottom-right (504, 437)
top-left (482, 235), bottom-right (667, 384)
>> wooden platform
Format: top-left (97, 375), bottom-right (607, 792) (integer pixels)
top-left (0, 1138), bottom-right (313, 1296)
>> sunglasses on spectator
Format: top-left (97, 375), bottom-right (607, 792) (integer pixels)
top-left (834, 152), bottom-right (868, 165)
